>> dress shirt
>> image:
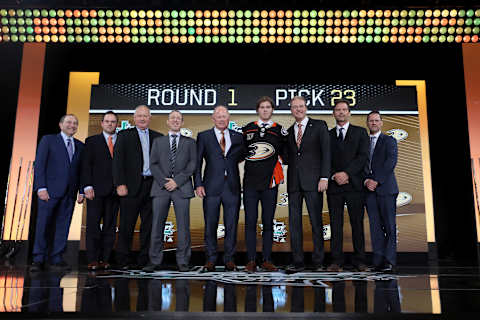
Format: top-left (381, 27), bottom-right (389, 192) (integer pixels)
top-left (214, 127), bottom-right (231, 155)
top-left (168, 131), bottom-right (181, 149)
top-left (103, 131), bottom-right (117, 145)
top-left (294, 116), bottom-right (309, 142)
top-left (336, 122), bottom-right (350, 139)
top-left (60, 131), bottom-right (75, 154)
top-left (136, 127), bottom-right (152, 176)
top-left (369, 131), bottom-right (381, 150)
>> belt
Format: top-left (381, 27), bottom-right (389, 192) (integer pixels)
top-left (142, 175), bottom-right (153, 180)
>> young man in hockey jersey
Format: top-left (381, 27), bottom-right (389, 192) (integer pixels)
top-left (242, 96), bottom-right (288, 272)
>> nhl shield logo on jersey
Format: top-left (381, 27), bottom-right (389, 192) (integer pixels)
top-left (246, 142), bottom-right (276, 161)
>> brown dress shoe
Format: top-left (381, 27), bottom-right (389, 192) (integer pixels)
top-left (88, 261), bottom-right (99, 271)
top-left (225, 261), bottom-right (237, 271)
top-left (261, 261), bottom-right (278, 272)
top-left (99, 261), bottom-right (111, 270)
top-left (245, 261), bottom-right (256, 273)
top-left (203, 262), bottom-right (215, 272)
top-left (326, 264), bottom-right (343, 272)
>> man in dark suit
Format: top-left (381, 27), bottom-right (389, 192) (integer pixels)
top-left (31, 114), bottom-right (84, 272)
top-left (327, 99), bottom-right (369, 272)
top-left (143, 110), bottom-right (196, 272)
top-left (364, 111), bottom-right (399, 273)
top-left (112, 105), bottom-right (162, 269)
top-left (81, 111), bottom-right (119, 271)
top-left (286, 96), bottom-right (331, 272)
top-left (194, 106), bottom-right (244, 272)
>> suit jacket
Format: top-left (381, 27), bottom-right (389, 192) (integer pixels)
top-left (286, 118), bottom-right (331, 192)
top-left (112, 127), bottom-right (163, 197)
top-left (80, 133), bottom-right (116, 197)
top-left (150, 135), bottom-right (197, 198)
top-left (194, 128), bottom-right (244, 196)
top-left (327, 124), bottom-right (369, 194)
top-left (365, 133), bottom-right (399, 195)
top-left (33, 133), bottom-right (84, 199)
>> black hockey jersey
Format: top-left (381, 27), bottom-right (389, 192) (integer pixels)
top-left (242, 121), bottom-right (288, 190)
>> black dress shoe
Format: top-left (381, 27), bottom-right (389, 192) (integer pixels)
top-left (49, 261), bottom-right (71, 271)
top-left (380, 263), bottom-right (396, 273)
top-left (285, 264), bottom-right (305, 273)
top-left (178, 264), bottom-right (190, 272)
top-left (142, 264), bottom-right (162, 273)
top-left (313, 265), bottom-right (326, 272)
top-left (29, 261), bottom-right (44, 272)
top-left (354, 263), bottom-right (369, 272)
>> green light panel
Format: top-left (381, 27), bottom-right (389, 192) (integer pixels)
top-left (1, 8), bottom-right (479, 43)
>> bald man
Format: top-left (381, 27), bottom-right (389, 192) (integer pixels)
top-left (112, 105), bottom-right (163, 269)
top-left (194, 106), bottom-right (245, 272)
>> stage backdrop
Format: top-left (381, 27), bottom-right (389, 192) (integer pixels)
top-left (78, 80), bottom-right (433, 253)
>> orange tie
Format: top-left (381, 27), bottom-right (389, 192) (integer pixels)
top-left (220, 130), bottom-right (226, 156)
top-left (108, 136), bottom-right (114, 158)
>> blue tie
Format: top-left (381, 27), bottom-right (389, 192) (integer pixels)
top-left (66, 138), bottom-right (73, 162)
top-left (338, 127), bottom-right (344, 141)
top-left (369, 136), bottom-right (376, 171)
top-left (140, 130), bottom-right (150, 175)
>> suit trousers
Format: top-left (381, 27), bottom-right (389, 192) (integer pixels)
top-left (365, 192), bottom-right (398, 266)
top-left (85, 195), bottom-right (119, 263)
top-left (149, 191), bottom-right (191, 266)
top-left (33, 195), bottom-right (75, 264)
top-left (203, 179), bottom-right (240, 264)
top-left (288, 189), bottom-right (325, 267)
top-left (243, 186), bottom-right (278, 262)
top-left (116, 177), bottom-right (153, 266)
top-left (327, 191), bottom-right (366, 266)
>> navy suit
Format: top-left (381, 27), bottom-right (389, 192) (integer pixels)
top-left (33, 133), bottom-right (84, 264)
top-left (365, 133), bottom-right (399, 267)
top-left (194, 128), bottom-right (244, 263)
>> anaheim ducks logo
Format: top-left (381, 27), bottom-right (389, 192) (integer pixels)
top-left (247, 142), bottom-right (275, 161)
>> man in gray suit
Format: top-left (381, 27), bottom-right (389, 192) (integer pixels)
top-left (143, 110), bottom-right (197, 272)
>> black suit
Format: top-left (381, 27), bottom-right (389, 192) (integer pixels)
top-left (286, 118), bottom-right (331, 267)
top-left (327, 123), bottom-right (369, 267)
top-left (81, 133), bottom-right (119, 264)
top-left (112, 127), bottom-right (163, 266)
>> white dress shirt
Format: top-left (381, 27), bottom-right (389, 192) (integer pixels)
top-left (336, 122), bottom-right (350, 139)
top-left (294, 116), bottom-right (309, 141)
top-left (214, 127), bottom-right (231, 155)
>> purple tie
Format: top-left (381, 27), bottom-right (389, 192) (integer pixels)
top-left (67, 138), bottom-right (73, 162)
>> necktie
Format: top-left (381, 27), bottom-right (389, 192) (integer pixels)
top-left (338, 127), bottom-right (344, 141)
top-left (220, 130), bottom-right (226, 156)
top-left (108, 135), bottom-right (114, 158)
top-left (169, 134), bottom-right (177, 178)
top-left (140, 130), bottom-right (150, 175)
top-left (66, 138), bottom-right (73, 162)
top-left (296, 123), bottom-right (303, 148)
top-left (369, 136), bottom-right (376, 171)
